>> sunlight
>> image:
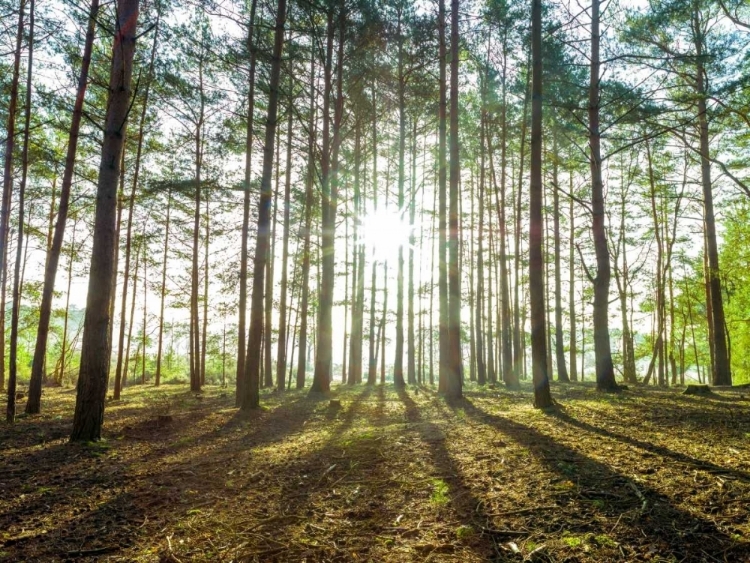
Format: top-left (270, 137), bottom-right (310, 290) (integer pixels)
top-left (359, 205), bottom-right (414, 262)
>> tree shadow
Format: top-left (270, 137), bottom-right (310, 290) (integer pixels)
top-left (458, 398), bottom-right (747, 560)
top-left (396, 388), bottom-right (509, 560)
top-left (547, 406), bottom-right (750, 482)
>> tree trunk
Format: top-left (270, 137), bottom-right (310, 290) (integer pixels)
top-left (569, 187), bottom-right (578, 381)
top-left (155, 188), bottom-right (170, 386)
top-left (475, 104), bottom-right (487, 386)
top-left (201, 191), bottom-right (210, 386)
top-left (276, 80), bottom-right (294, 392)
top-left (367, 88), bottom-right (379, 385)
top-left (407, 119), bottom-right (417, 385)
top-left (589, 0), bottom-right (618, 392)
top-left (264, 125), bottom-right (281, 389)
top-left (646, 140), bottom-right (665, 386)
top-left (437, 0), bottom-right (449, 394)
top-left (446, 0), bottom-right (463, 400)
top-left (393, 10), bottom-right (406, 389)
top-left (190, 59), bottom-right (206, 394)
top-left (296, 48), bottom-right (316, 389)
top-left (0, 0), bottom-right (25, 395)
top-left (311, 9), bottom-right (339, 394)
top-left (696, 42), bottom-right (730, 386)
top-left (124, 237), bottom-right (142, 389)
top-left (552, 134), bottom-right (569, 382)
top-left (7, 0), bottom-right (34, 422)
top-left (240, 0), bottom-right (287, 410)
top-left (529, 0), bottom-right (552, 408)
top-left (236, 0), bottom-right (258, 405)
top-left (141, 252), bottom-right (147, 384)
top-left (494, 49), bottom-right (514, 388)
top-left (513, 58), bottom-right (531, 384)
top-left (71, 0), bottom-right (139, 441)
top-left (348, 119), bottom-right (363, 385)
top-left (59, 222), bottom-right (77, 385)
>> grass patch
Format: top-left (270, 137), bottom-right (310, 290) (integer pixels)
top-left (563, 534), bottom-right (583, 548)
top-left (430, 478), bottom-right (450, 506)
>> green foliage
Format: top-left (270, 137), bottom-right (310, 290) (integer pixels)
top-left (430, 478), bottom-right (450, 506)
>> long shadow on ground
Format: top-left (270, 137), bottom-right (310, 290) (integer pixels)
top-left (458, 397), bottom-right (749, 562)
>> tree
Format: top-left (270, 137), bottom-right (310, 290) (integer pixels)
top-left (529, 0), bottom-right (552, 408)
top-left (7, 0), bottom-right (34, 422)
top-left (444, 0), bottom-right (462, 400)
top-left (71, 0), bottom-right (140, 441)
top-left (240, 0), bottom-right (287, 410)
top-left (587, 0), bottom-right (618, 392)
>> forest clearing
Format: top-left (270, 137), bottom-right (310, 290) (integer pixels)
top-left (2, 383), bottom-right (749, 562)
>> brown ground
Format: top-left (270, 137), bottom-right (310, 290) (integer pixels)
top-left (1, 382), bottom-right (749, 562)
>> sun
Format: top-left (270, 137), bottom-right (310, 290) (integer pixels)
top-left (359, 205), bottom-right (414, 262)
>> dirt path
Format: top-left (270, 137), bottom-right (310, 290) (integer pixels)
top-left (1, 383), bottom-right (748, 562)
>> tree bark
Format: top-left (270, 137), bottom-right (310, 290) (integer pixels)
top-left (529, 0), bottom-right (552, 408)
top-left (552, 133), bottom-right (569, 382)
top-left (311, 9), bottom-right (338, 394)
top-left (276, 78), bottom-right (294, 392)
top-left (367, 88), bottom-right (379, 385)
top-left (475, 100), bottom-right (487, 386)
top-left (0, 0), bottom-right (25, 395)
top-left (71, 0), bottom-right (139, 441)
top-left (569, 186), bottom-right (578, 381)
top-left (407, 119), bottom-right (417, 385)
top-left (155, 188), bottom-right (171, 386)
top-left (296, 47), bottom-right (316, 389)
top-left (695, 35), bottom-right (730, 385)
top-left (437, 0), bottom-right (449, 394)
top-left (588, 0), bottom-right (618, 392)
top-left (393, 9), bottom-right (407, 389)
top-left (240, 0), bottom-right (287, 410)
top-left (8, 0), bottom-right (34, 422)
top-left (236, 0), bottom-right (258, 405)
top-left (446, 0), bottom-right (463, 400)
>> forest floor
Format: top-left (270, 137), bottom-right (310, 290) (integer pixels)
top-left (1, 382), bottom-right (749, 563)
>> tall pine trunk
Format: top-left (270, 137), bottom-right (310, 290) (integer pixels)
top-left (8, 0), bottom-right (34, 422)
top-left (236, 0), bottom-right (258, 405)
top-left (589, 0), bottom-right (618, 392)
top-left (393, 10), bottom-right (406, 389)
top-left (445, 0), bottom-right (462, 399)
top-left (296, 48), bottom-right (316, 389)
top-left (552, 133), bottom-right (569, 382)
top-left (311, 10), bottom-right (337, 393)
top-left (569, 188), bottom-right (578, 381)
top-left (276, 78), bottom-right (294, 392)
top-left (71, 0), bottom-right (139, 441)
top-left (529, 0), bottom-right (552, 408)
top-left (437, 0), bottom-right (449, 393)
top-left (407, 120), bottom-right (417, 385)
top-left (155, 188), bottom-right (171, 386)
top-left (0, 0), bottom-right (25, 394)
top-left (695, 37), bottom-right (730, 386)
top-left (240, 0), bottom-right (287, 409)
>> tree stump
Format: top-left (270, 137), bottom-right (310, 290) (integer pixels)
top-left (683, 384), bottom-right (713, 396)
top-left (157, 415), bottom-right (173, 425)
